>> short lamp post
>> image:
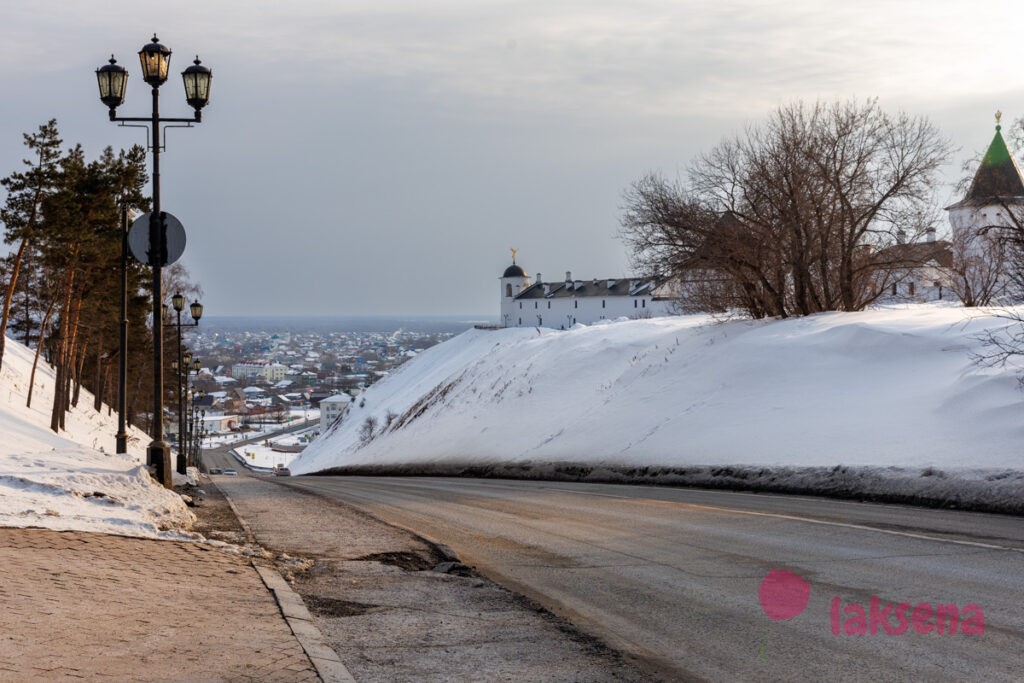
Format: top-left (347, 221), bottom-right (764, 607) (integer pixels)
top-left (96, 36), bottom-right (211, 488)
top-left (189, 379), bottom-right (204, 469)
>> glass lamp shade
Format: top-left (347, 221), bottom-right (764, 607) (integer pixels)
top-left (183, 350), bottom-right (193, 365)
top-left (193, 359), bottom-right (202, 372)
top-left (190, 300), bottom-right (203, 321)
top-left (171, 292), bottom-right (185, 312)
top-left (181, 57), bottom-right (212, 110)
top-left (139, 35), bottom-right (171, 86)
top-left (171, 360), bottom-right (179, 370)
top-left (96, 56), bottom-right (128, 109)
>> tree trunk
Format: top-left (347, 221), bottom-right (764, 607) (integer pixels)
top-left (49, 253), bottom-right (77, 433)
top-left (72, 336), bottom-right (88, 409)
top-left (93, 333), bottom-right (104, 412)
top-left (27, 298), bottom-right (56, 409)
top-left (0, 238), bottom-right (29, 370)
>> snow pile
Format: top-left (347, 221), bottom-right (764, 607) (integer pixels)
top-left (0, 336), bottom-right (195, 538)
top-left (291, 307), bottom-right (1024, 511)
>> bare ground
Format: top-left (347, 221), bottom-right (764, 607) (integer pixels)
top-left (203, 473), bottom-right (656, 683)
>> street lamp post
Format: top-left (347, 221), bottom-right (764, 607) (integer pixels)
top-left (186, 360), bottom-right (202, 467)
top-left (116, 203), bottom-right (130, 454)
top-left (96, 36), bottom-right (211, 488)
top-left (167, 293), bottom-right (202, 474)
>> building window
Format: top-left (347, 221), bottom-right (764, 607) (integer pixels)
top-left (909, 282), bottom-right (915, 296)
top-left (574, 300), bottom-right (578, 309)
top-left (538, 316), bottom-right (542, 325)
top-left (891, 283), bottom-right (897, 296)
top-left (602, 300), bottom-right (606, 308)
top-left (634, 299), bottom-right (638, 308)
top-left (642, 300), bottom-right (646, 308)
top-left (519, 302), bottom-right (522, 309)
top-left (534, 302), bottom-right (538, 309)
top-left (518, 317), bottom-right (521, 325)
top-left (547, 301), bottom-right (551, 309)
top-left (505, 284), bottom-right (512, 297)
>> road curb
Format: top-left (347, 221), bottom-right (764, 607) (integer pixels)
top-left (254, 565), bottom-right (357, 683)
top-left (213, 479), bottom-right (357, 683)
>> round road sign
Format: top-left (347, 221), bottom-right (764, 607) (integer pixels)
top-left (128, 211), bottom-right (187, 267)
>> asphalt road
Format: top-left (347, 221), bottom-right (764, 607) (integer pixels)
top-left (272, 476), bottom-right (1024, 682)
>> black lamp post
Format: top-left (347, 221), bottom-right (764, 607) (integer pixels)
top-left (96, 36), bottom-right (212, 488)
top-left (188, 375), bottom-right (203, 468)
top-left (167, 293), bottom-right (202, 474)
top-left (116, 203), bottom-right (130, 454)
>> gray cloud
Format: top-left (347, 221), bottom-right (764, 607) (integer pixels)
top-left (1, 1), bottom-right (1023, 315)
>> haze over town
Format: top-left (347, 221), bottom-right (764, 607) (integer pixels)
top-left (3, 1), bottom-right (1024, 316)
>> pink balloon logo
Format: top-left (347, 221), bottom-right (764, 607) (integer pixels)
top-left (759, 569), bottom-right (811, 621)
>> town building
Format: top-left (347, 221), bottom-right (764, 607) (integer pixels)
top-left (320, 393), bottom-right (353, 431)
top-left (230, 361), bottom-right (290, 382)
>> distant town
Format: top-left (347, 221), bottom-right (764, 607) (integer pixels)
top-left (182, 317), bottom-right (473, 437)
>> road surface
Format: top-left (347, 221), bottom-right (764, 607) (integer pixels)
top-left (273, 475), bottom-right (1024, 682)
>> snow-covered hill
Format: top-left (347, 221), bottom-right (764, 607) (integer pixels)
top-left (291, 306), bottom-right (1024, 512)
top-left (0, 336), bottom-right (194, 538)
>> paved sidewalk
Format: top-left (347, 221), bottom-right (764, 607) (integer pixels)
top-left (0, 528), bottom-right (319, 682)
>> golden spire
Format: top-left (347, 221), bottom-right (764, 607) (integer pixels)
top-left (510, 247), bottom-right (518, 263)
top-left (996, 110), bottom-right (1002, 129)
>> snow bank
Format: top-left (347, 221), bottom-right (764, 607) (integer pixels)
top-left (0, 336), bottom-right (195, 538)
top-left (290, 307), bottom-right (1024, 511)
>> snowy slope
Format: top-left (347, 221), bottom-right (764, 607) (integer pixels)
top-left (290, 307), bottom-right (1024, 509)
top-left (0, 336), bottom-right (194, 538)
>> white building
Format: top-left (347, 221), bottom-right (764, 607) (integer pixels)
top-left (320, 393), bottom-right (353, 431)
top-left (943, 114), bottom-right (1024, 303)
top-left (265, 363), bottom-right (289, 382)
top-left (231, 362), bottom-right (266, 380)
top-left (499, 256), bottom-right (676, 328)
top-left (231, 361), bottom-right (290, 382)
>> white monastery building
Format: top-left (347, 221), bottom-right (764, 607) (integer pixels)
top-left (500, 252), bottom-right (676, 328)
top-left (888, 114), bottom-right (1024, 303)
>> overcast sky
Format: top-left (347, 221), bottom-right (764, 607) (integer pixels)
top-left (2, 0), bottom-right (1024, 317)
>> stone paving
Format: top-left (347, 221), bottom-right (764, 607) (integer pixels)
top-left (0, 528), bottom-right (319, 682)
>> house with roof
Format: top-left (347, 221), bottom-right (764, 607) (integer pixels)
top-left (947, 114), bottom-right (1024, 239)
top-left (320, 393), bottom-right (353, 431)
top-left (499, 253), bottom-right (676, 328)
top-left (877, 114), bottom-right (1024, 304)
top-left (943, 113), bottom-right (1024, 304)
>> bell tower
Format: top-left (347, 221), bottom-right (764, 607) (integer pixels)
top-left (499, 248), bottom-right (530, 327)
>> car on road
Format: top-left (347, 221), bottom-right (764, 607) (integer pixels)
top-left (274, 467), bottom-right (291, 477)
top-left (208, 468), bottom-right (223, 475)
top-left (223, 468), bottom-right (238, 476)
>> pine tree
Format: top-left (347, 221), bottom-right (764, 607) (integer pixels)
top-left (0, 120), bottom-right (62, 369)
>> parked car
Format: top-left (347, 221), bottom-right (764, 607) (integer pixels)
top-left (274, 467), bottom-right (291, 477)
top-left (208, 468), bottom-right (223, 475)
top-left (223, 468), bottom-right (238, 476)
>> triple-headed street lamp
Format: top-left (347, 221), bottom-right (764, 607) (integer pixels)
top-left (97, 36), bottom-right (211, 487)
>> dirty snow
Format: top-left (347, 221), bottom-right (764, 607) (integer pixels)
top-left (0, 336), bottom-right (195, 538)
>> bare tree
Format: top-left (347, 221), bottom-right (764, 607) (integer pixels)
top-left (621, 99), bottom-right (951, 318)
top-left (947, 227), bottom-right (1009, 306)
top-left (358, 415), bottom-right (378, 444)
